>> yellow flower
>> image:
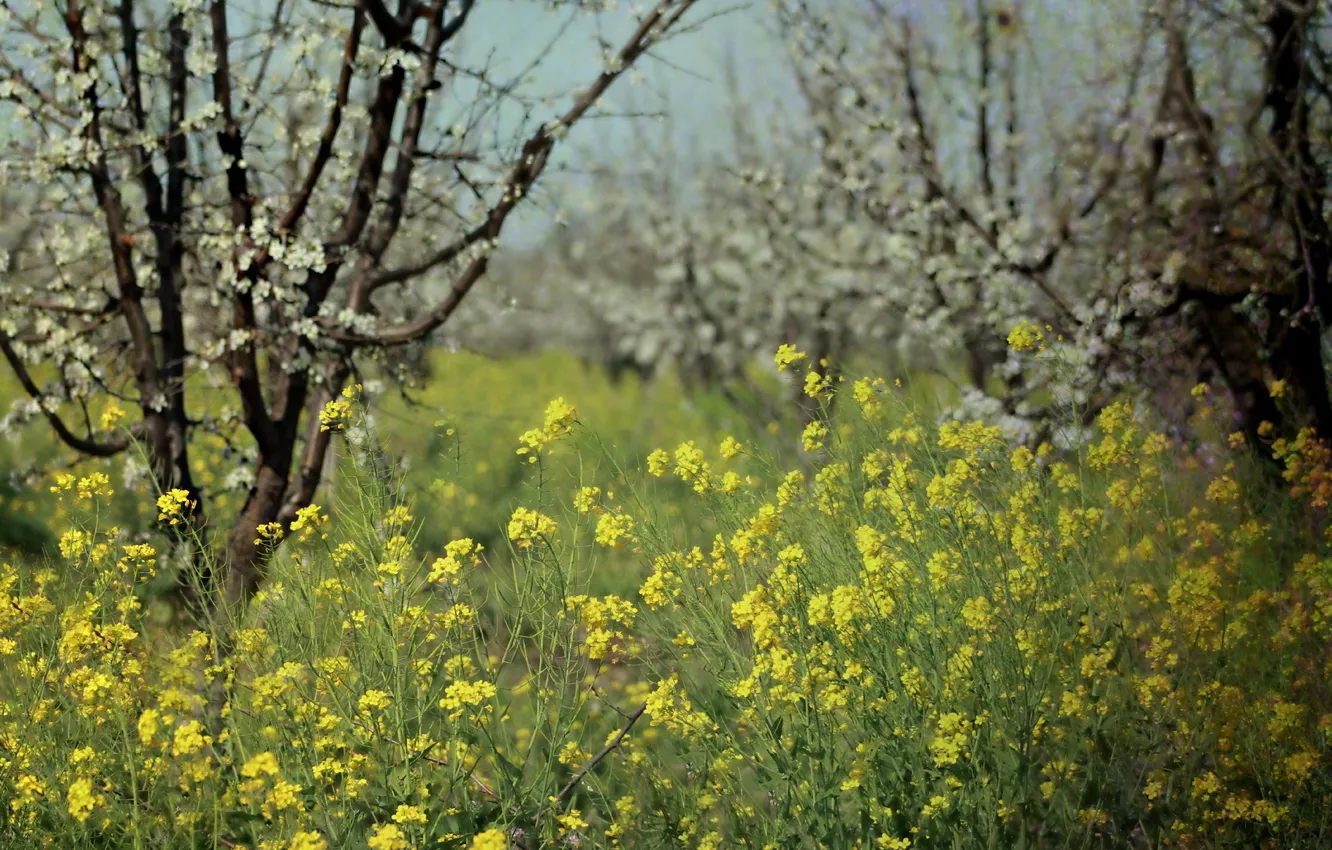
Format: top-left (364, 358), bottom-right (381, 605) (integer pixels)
top-left (393, 805), bottom-right (428, 825)
top-left (1010, 445), bottom-right (1035, 474)
top-left (255, 522), bottom-right (285, 546)
top-left (1007, 320), bottom-right (1043, 351)
top-left (367, 823), bottom-right (411, 850)
top-left (646, 448), bottom-right (670, 477)
top-left (383, 506), bottom-right (414, 528)
top-left (76, 472), bottom-right (114, 500)
top-left (774, 344), bottom-right (807, 371)
top-left (439, 679), bottom-right (497, 720)
top-left (803, 370), bottom-right (831, 399)
top-left (319, 398), bottom-right (354, 432)
top-left (58, 529), bottom-right (93, 561)
top-left (673, 441), bottom-right (705, 481)
top-left (12, 774), bottom-right (47, 810)
top-left (801, 420), bottom-right (828, 452)
top-left (558, 809), bottom-right (589, 835)
top-left (719, 471), bottom-right (743, 494)
top-left (427, 538), bottom-right (481, 583)
top-left (156, 488), bottom-right (194, 524)
top-left (1205, 475), bottom-right (1240, 505)
top-left (516, 397), bottom-right (577, 460)
top-left (66, 777), bottom-right (102, 823)
top-left (288, 831), bottom-right (329, 850)
top-left (639, 556), bottom-right (682, 609)
top-left (719, 436), bottom-right (742, 459)
top-left (471, 829), bottom-right (508, 850)
top-left (1269, 379), bottom-right (1288, 399)
top-left (645, 674), bottom-right (711, 737)
top-left (853, 377), bottom-right (887, 417)
top-left (138, 708), bottom-right (161, 744)
top-left (928, 712), bottom-right (973, 767)
top-left (573, 485), bottom-right (601, 514)
top-left (594, 511), bottom-right (635, 548)
top-left (358, 690), bottom-right (393, 715)
top-left (776, 470), bottom-right (804, 507)
top-left (172, 720), bottom-right (210, 757)
top-left (543, 397), bottom-right (576, 434)
top-left (267, 780), bottom-right (304, 812)
top-left (508, 507), bottom-right (556, 549)
top-left (289, 503), bottom-right (328, 543)
top-left (960, 596), bottom-right (993, 632)
top-left (99, 400), bottom-right (126, 431)
top-left (241, 751), bottom-right (281, 779)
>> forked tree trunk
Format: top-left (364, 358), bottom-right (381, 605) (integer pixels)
top-left (221, 459), bottom-right (294, 610)
top-left (216, 362), bottom-right (350, 615)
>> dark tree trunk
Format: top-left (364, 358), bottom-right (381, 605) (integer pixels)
top-left (222, 458), bottom-right (293, 610)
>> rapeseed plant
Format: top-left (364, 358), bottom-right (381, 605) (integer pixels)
top-left (0, 348), bottom-right (1329, 849)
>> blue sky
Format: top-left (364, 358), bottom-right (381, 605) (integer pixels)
top-left (452, 0), bottom-right (800, 244)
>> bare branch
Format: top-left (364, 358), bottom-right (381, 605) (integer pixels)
top-left (555, 703), bottom-right (646, 803)
top-left (0, 331), bottom-right (130, 458)
top-left (338, 0), bottom-right (702, 345)
top-left (274, 3), bottom-right (367, 234)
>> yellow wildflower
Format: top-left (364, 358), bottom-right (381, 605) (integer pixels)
top-left (471, 829), bottom-right (508, 850)
top-left (1007, 320), bottom-right (1043, 351)
top-left (66, 777), bottom-right (102, 823)
top-left (508, 507), bottom-right (556, 549)
top-left (156, 488), bottom-right (194, 524)
top-left (367, 823), bottom-right (411, 850)
top-left (774, 344), bottom-right (806, 371)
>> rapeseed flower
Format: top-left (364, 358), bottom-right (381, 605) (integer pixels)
top-left (470, 829), bottom-right (508, 850)
top-left (507, 507), bottom-right (556, 548)
top-left (774, 344), bottom-right (806, 371)
top-left (367, 823), bottom-right (411, 850)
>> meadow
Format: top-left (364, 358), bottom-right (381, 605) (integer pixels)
top-left (1, 344), bottom-right (1330, 849)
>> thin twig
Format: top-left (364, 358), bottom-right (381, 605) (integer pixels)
top-left (555, 703), bottom-right (646, 803)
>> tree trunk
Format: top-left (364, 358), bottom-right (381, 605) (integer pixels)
top-left (221, 459), bottom-right (292, 611)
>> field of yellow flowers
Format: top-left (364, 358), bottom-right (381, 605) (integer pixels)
top-left (0, 350), bottom-right (749, 594)
top-left (2, 346), bottom-right (1331, 849)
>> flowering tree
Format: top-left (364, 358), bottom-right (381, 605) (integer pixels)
top-left (0, 0), bottom-right (705, 607)
top-left (544, 73), bottom-right (893, 434)
top-left (783, 0), bottom-right (1332, 443)
top-left (554, 0), bottom-right (1332, 445)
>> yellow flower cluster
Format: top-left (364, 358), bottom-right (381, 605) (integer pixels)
top-left (773, 344), bottom-right (806, 371)
top-left (565, 594), bottom-right (637, 660)
top-left (507, 506), bottom-right (556, 549)
top-left (156, 488), bottom-right (194, 524)
top-left (1006, 319), bottom-right (1044, 351)
top-left (427, 537), bottom-right (482, 583)
top-left (319, 383), bottom-right (362, 432)
top-left (516, 397), bottom-right (577, 461)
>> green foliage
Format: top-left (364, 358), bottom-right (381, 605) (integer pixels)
top-left (0, 472), bottom-right (49, 555)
